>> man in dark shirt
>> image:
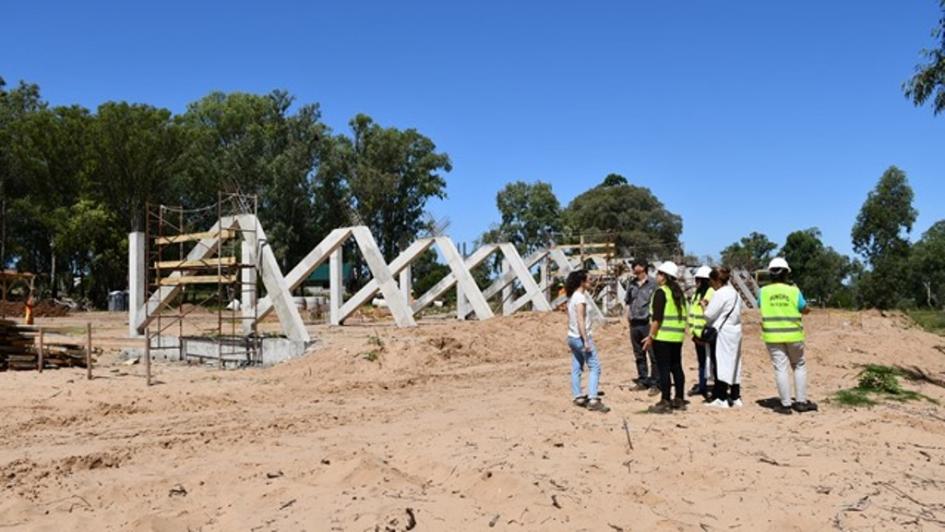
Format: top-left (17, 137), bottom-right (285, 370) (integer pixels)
top-left (624, 260), bottom-right (659, 390)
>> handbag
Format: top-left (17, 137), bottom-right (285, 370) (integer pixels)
top-left (700, 293), bottom-right (737, 344)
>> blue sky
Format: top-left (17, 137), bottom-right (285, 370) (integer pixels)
top-left (3, 1), bottom-right (943, 260)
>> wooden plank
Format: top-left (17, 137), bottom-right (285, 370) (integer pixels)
top-left (154, 256), bottom-right (237, 270)
top-left (553, 243), bottom-right (615, 250)
top-left (158, 274), bottom-right (237, 286)
top-left (154, 229), bottom-right (236, 245)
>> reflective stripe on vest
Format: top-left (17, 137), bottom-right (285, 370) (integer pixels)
top-left (759, 283), bottom-right (805, 343)
top-left (651, 285), bottom-right (686, 343)
top-left (687, 286), bottom-right (715, 338)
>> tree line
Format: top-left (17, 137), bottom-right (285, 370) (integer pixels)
top-left (720, 167), bottom-right (945, 310)
top-left (0, 77), bottom-right (450, 306)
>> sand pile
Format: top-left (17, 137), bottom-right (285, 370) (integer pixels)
top-left (1, 309), bottom-right (944, 530)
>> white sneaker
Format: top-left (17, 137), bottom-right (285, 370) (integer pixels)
top-left (730, 399), bottom-right (744, 408)
top-left (706, 399), bottom-right (730, 409)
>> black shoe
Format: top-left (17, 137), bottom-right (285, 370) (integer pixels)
top-left (648, 400), bottom-right (673, 414)
top-left (772, 404), bottom-right (793, 415)
top-left (586, 399), bottom-right (610, 413)
top-left (647, 386), bottom-right (661, 397)
top-left (632, 382), bottom-right (650, 391)
top-left (671, 397), bottom-right (689, 411)
top-left (687, 385), bottom-right (706, 397)
top-left (792, 401), bottom-right (818, 413)
top-left (573, 396), bottom-right (588, 408)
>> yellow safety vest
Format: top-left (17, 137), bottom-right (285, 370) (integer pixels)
top-left (760, 283), bottom-right (805, 343)
top-left (650, 285), bottom-right (686, 343)
top-left (688, 287), bottom-right (715, 339)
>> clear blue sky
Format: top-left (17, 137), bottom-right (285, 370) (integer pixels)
top-left (3, 1), bottom-right (943, 260)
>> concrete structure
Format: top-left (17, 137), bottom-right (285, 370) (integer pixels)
top-left (131, 217), bottom-right (615, 344)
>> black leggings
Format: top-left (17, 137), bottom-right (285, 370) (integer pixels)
top-left (653, 340), bottom-right (684, 402)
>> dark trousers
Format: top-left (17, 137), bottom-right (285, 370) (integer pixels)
top-left (653, 340), bottom-right (684, 401)
top-left (630, 322), bottom-right (658, 385)
top-left (693, 340), bottom-right (708, 393)
top-left (714, 382), bottom-right (741, 402)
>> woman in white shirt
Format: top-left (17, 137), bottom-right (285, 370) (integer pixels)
top-left (702, 267), bottom-right (743, 408)
top-left (566, 270), bottom-right (609, 413)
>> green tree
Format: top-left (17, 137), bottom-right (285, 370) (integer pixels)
top-left (780, 228), bottom-right (852, 306)
top-left (904, 1), bottom-right (945, 114)
top-left (909, 220), bottom-right (945, 308)
top-left (481, 180), bottom-right (561, 256)
top-left (720, 232), bottom-right (777, 271)
top-left (0, 77), bottom-right (45, 268)
top-left (562, 174), bottom-right (682, 259)
top-left (343, 113), bottom-right (451, 261)
top-left (86, 102), bottom-right (182, 232)
top-left (176, 91), bottom-right (330, 267)
top-left (851, 166), bottom-right (917, 309)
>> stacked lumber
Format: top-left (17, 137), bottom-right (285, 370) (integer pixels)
top-left (0, 320), bottom-right (91, 371)
top-left (0, 320), bottom-right (37, 371)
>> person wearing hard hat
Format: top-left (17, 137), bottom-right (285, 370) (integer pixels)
top-left (642, 261), bottom-right (688, 413)
top-left (760, 258), bottom-right (817, 414)
top-left (687, 266), bottom-right (715, 399)
top-left (702, 267), bottom-right (743, 408)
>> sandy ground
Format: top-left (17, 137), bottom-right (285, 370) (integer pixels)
top-left (1, 308), bottom-right (945, 531)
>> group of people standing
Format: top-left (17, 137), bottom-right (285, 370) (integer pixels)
top-left (565, 258), bottom-right (818, 415)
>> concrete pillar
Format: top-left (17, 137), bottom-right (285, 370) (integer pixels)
top-left (128, 232), bottom-right (145, 338)
top-left (400, 264), bottom-right (412, 303)
top-left (241, 238), bottom-right (257, 335)
top-left (457, 284), bottom-right (468, 321)
top-left (329, 247), bottom-right (343, 325)
top-left (501, 258), bottom-right (512, 316)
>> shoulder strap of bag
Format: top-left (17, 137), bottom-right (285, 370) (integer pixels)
top-left (715, 289), bottom-right (738, 330)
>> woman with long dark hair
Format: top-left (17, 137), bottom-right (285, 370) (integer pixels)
top-left (687, 266), bottom-right (715, 399)
top-left (565, 270), bottom-right (610, 413)
top-left (642, 261), bottom-right (687, 413)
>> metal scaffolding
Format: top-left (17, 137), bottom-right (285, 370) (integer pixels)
top-left (144, 193), bottom-right (262, 367)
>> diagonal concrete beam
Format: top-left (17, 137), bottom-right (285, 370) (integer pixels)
top-left (349, 226), bottom-right (417, 327)
top-left (237, 215), bottom-right (310, 342)
top-left (410, 244), bottom-right (497, 314)
top-left (336, 237), bottom-right (435, 324)
top-left (436, 237), bottom-right (493, 321)
top-left (496, 244), bottom-right (552, 313)
top-left (255, 227), bottom-right (353, 322)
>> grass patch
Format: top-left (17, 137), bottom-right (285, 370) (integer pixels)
top-left (359, 331), bottom-right (384, 363)
top-left (832, 364), bottom-right (938, 407)
top-left (906, 309), bottom-right (945, 336)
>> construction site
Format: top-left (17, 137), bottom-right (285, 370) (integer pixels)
top-left (4, 2), bottom-right (945, 529)
top-left (0, 191), bottom-right (941, 531)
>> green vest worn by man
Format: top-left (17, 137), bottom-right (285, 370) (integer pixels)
top-left (759, 283), bottom-right (805, 343)
top-left (688, 286), bottom-right (715, 339)
top-left (650, 285), bottom-right (686, 343)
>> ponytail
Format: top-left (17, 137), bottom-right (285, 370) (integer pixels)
top-left (667, 277), bottom-right (685, 319)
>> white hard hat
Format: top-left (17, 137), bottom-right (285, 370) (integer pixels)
top-left (768, 257), bottom-right (791, 272)
top-left (694, 265), bottom-right (712, 279)
top-left (656, 261), bottom-right (679, 278)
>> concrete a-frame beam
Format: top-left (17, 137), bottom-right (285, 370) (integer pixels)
top-left (334, 235), bottom-right (435, 326)
top-left (255, 227), bottom-right (353, 322)
top-left (410, 243), bottom-right (498, 316)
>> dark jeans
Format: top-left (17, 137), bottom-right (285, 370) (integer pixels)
top-left (653, 340), bottom-right (684, 402)
top-left (693, 340), bottom-right (708, 393)
top-left (630, 322), bottom-right (659, 385)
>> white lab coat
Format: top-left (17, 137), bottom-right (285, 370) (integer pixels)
top-left (703, 284), bottom-right (742, 385)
